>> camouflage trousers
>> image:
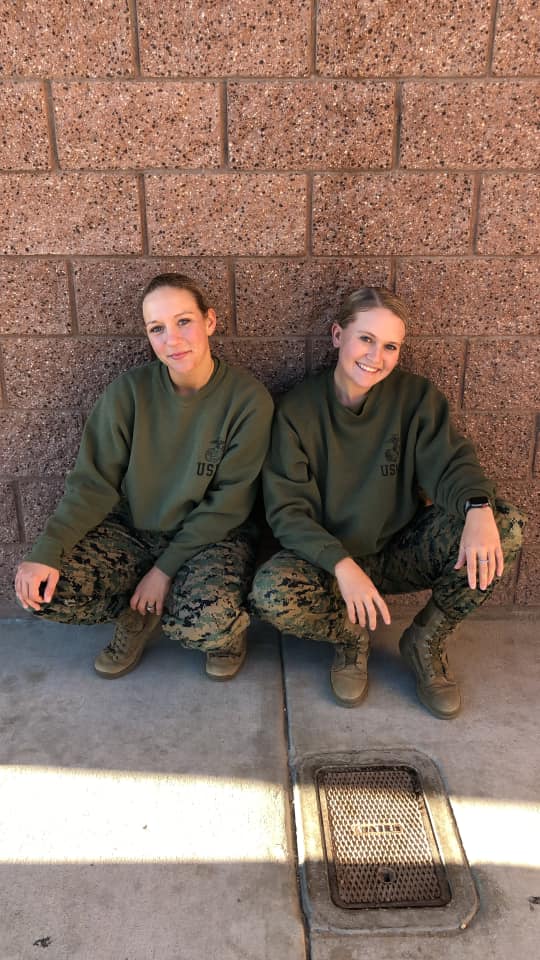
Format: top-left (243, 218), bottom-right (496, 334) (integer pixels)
top-left (250, 499), bottom-right (525, 646)
top-left (35, 513), bottom-right (257, 652)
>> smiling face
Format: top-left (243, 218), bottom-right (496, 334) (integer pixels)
top-left (332, 306), bottom-right (405, 408)
top-left (143, 285), bottom-right (217, 393)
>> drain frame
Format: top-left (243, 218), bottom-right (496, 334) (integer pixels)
top-left (294, 749), bottom-right (479, 935)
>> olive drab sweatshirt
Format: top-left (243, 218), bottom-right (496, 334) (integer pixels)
top-left (263, 366), bottom-right (495, 574)
top-left (28, 359), bottom-right (273, 577)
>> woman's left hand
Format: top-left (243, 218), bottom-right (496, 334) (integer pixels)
top-left (130, 566), bottom-right (172, 616)
top-left (454, 507), bottom-right (503, 591)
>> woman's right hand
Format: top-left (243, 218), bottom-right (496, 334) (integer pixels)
top-left (15, 562), bottom-right (60, 611)
top-left (334, 557), bottom-right (391, 630)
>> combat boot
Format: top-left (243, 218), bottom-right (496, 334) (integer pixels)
top-left (94, 607), bottom-right (160, 678)
top-left (399, 600), bottom-right (461, 719)
top-left (330, 630), bottom-right (370, 707)
top-left (206, 630), bottom-right (247, 681)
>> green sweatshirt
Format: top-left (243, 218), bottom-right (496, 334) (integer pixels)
top-left (263, 366), bottom-right (494, 574)
top-left (29, 358), bottom-right (273, 577)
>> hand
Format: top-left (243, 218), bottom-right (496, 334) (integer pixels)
top-left (130, 566), bottom-right (172, 616)
top-left (15, 561), bottom-right (60, 611)
top-left (454, 507), bottom-right (503, 590)
top-left (334, 557), bottom-right (391, 630)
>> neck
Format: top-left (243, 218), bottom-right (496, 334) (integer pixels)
top-left (169, 355), bottom-right (216, 395)
top-left (333, 367), bottom-right (369, 411)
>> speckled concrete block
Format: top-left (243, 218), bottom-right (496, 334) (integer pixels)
top-left (464, 339), bottom-right (540, 409)
top-left (0, 0), bottom-right (133, 77)
top-left (2, 338), bottom-right (151, 410)
top-left (19, 479), bottom-right (66, 543)
top-left (399, 339), bottom-right (464, 408)
top-left (477, 175), bottom-right (540, 255)
top-left (213, 338), bottom-right (305, 393)
top-left (396, 258), bottom-right (540, 336)
top-left (0, 83), bottom-right (49, 170)
top-left (483, 564), bottom-right (517, 606)
top-left (146, 174), bottom-right (307, 255)
top-left (235, 259), bottom-right (391, 336)
top-left (452, 412), bottom-right (534, 480)
top-left (74, 259), bottom-right (231, 334)
top-left (0, 483), bottom-right (18, 541)
top-left (309, 337), bottom-right (335, 374)
top-left (138, 0), bottom-right (310, 76)
top-left (316, 0), bottom-right (491, 76)
top-left (0, 410), bottom-right (81, 477)
top-left (493, 0), bottom-right (540, 75)
top-left (0, 544), bottom-right (26, 601)
top-left (312, 174), bottom-right (473, 255)
top-left (53, 82), bottom-right (221, 170)
top-left (0, 260), bottom-right (71, 335)
top-left (516, 547), bottom-right (540, 605)
top-left (401, 81), bottom-right (540, 169)
top-left (228, 81), bottom-right (394, 169)
top-left (0, 175), bottom-right (141, 255)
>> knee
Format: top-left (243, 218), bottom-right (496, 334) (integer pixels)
top-left (250, 559), bottom-right (289, 620)
top-left (495, 499), bottom-right (526, 561)
top-left (162, 599), bottom-right (244, 648)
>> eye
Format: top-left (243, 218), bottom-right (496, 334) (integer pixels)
top-left (385, 343), bottom-right (399, 352)
top-left (149, 325), bottom-right (163, 335)
top-left (178, 317), bottom-right (191, 326)
top-left (360, 335), bottom-right (372, 343)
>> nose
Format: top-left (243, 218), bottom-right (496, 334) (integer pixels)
top-left (367, 340), bottom-right (383, 363)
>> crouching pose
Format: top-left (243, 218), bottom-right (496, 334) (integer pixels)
top-left (15, 273), bottom-right (273, 680)
top-left (251, 287), bottom-right (524, 717)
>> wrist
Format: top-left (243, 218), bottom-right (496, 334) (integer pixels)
top-left (464, 496), bottom-right (492, 515)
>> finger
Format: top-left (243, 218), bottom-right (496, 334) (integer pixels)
top-left (43, 571), bottom-right (59, 603)
top-left (347, 600), bottom-right (366, 627)
top-left (478, 558), bottom-right (489, 592)
top-left (485, 554), bottom-right (497, 588)
top-left (495, 546), bottom-right (504, 577)
top-left (454, 545), bottom-right (466, 570)
top-left (466, 552), bottom-right (477, 590)
top-left (363, 598), bottom-right (378, 632)
top-left (130, 589), bottom-right (140, 611)
top-left (374, 593), bottom-right (391, 626)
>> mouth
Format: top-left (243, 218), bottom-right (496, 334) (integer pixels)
top-left (168, 351), bottom-right (190, 360)
top-left (355, 361), bottom-right (380, 373)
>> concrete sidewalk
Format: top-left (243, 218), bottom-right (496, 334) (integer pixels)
top-left (0, 611), bottom-right (538, 960)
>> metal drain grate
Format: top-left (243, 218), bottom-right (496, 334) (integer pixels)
top-left (317, 765), bottom-right (451, 909)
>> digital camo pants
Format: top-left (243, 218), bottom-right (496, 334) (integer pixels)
top-left (250, 500), bottom-right (525, 646)
top-left (35, 514), bottom-right (257, 652)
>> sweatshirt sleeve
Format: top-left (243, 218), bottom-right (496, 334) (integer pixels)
top-left (154, 388), bottom-right (274, 577)
top-left (263, 406), bottom-right (349, 574)
top-left (413, 385), bottom-right (495, 517)
top-left (26, 381), bottom-right (133, 569)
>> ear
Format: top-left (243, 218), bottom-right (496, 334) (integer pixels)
top-left (331, 323), bottom-right (342, 348)
top-left (206, 308), bottom-right (217, 336)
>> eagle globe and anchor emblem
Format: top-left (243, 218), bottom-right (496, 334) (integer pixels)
top-left (380, 434), bottom-right (400, 476)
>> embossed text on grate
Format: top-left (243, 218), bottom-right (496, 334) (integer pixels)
top-left (316, 765), bottom-right (452, 909)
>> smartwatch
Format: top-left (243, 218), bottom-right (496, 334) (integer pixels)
top-left (464, 496), bottom-right (491, 514)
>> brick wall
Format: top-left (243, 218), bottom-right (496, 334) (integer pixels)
top-left (0, 0), bottom-right (538, 610)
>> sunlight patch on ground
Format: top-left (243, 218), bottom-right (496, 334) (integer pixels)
top-left (0, 765), bottom-right (289, 864)
top-left (451, 795), bottom-right (540, 868)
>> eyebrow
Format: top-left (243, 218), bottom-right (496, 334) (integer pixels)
top-left (356, 328), bottom-right (405, 345)
top-left (144, 311), bottom-right (195, 326)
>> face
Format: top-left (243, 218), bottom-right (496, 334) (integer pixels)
top-left (143, 286), bottom-right (217, 391)
top-left (332, 306), bottom-right (405, 402)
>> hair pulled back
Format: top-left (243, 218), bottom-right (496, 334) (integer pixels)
top-left (141, 273), bottom-right (211, 314)
top-left (338, 286), bottom-right (409, 329)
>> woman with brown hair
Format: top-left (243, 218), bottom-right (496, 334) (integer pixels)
top-left (16, 273), bottom-right (273, 680)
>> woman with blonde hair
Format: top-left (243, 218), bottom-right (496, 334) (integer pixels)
top-left (251, 287), bottom-right (524, 717)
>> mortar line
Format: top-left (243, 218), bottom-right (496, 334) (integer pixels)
top-left (220, 81), bottom-right (229, 168)
top-left (137, 174), bottom-right (150, 254)
top-left (65, 259), bottom-right (79, 334)
top-left (487, 0), bottom-right (501, 75)
top-left (128, 0), bottom-right (142, 76)
top-left (43, 80), bottom-right (60, 171)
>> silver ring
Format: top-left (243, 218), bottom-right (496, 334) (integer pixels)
top-left (146, 603), bottom-right (156, 611)
top-left (478, 559), bottom-right (489, 564)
